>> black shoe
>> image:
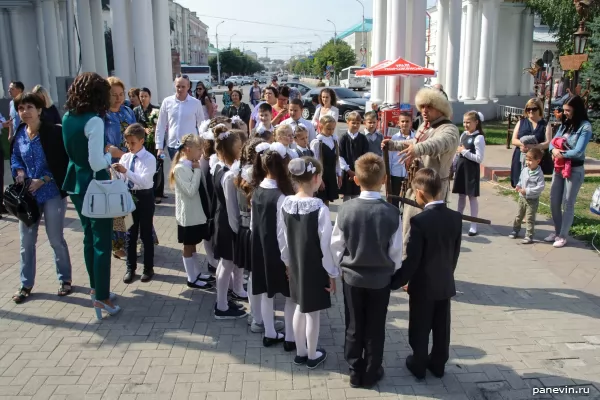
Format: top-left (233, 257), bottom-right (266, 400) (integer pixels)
top-left (306, 350), bottom-right (327, 369)
top-left (141, 270), bottom-right (154, 282)
top-left (197, 273), bottom-right (216, 283)
top-left (187, 281), bottom-right (214, 290)
top-left (349, 371), bottom-right (362, 388)
top-left (154, 198), bottom-right (162, 205)
top-left (294, 355), bottom-right (308, 365)
top-left (161, 194), bottom-right (168, 199)
top-left (0, 205), bottom-right (8, 215)
top-left (207, 264), bottom-right (217, 273)
top-left (123, 270), bottom-right (135, 284)
top-left (427, 360), bottom-right (445, 378)
top-left (363, 367), bottom-right (385, 388)
top-left (228, 289), bottom-right (249, 302)
top-left (283, 341), bottom-right (296, 352)
top-left (405, 355), bottom-right (425, 380)
top-left (214, 305), bottom-right (247, 320)
top-left (262, 333), bottom-right (285, 347)
top-left (228, 300), bottom-right (244, 310)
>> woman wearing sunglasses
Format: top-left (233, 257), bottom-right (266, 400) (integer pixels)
top-left (509, 98), bottom-right (552, 188)
top-left (195, 82), bottom-right (215, 119)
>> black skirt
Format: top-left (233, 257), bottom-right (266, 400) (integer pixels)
top-left (233, 226), bottom-right (252, 271)
top-left (178, 224), bottom-right (210, 246)
top-left (452, 156), bottom-right (480, 197)
top-left (316, 168), bottom-right (339, 202)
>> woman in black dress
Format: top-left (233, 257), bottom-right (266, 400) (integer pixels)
top-left (510, 98), bottom-right (551, 187)
top-left (277, 157), bottom-right (339, 369)
top-left (222, 89), bottom-right (251, 129)
top-left (251, 142), bottom-right (296, 350)
top-left (309, 115), bottom-right (343, 205)
top-left (32, 85), bottom-right (61, 125)
top-left (452, 111), bottom-right (486, 236)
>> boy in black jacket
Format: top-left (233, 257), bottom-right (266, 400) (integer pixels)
top-left (391, 168), bottom-right (462, 379)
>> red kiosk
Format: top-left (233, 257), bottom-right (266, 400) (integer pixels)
top-left (356, 58), bottom-right (436, 137)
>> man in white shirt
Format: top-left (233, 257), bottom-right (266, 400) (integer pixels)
top-left (282, 99), bottom-right (317, 143)
top-left (155, 75), bottom-right (206, 159)
top-left (113, 124), bottom-right (157, 284)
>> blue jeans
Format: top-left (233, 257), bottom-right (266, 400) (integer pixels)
top-left (167, 147), bottom-right (177, 160)
top-left (19, 195), bottom-right (72, 288)
top-left (550, 166), bottom-right (585, 238)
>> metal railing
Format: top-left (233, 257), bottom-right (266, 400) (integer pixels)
top-left (497, 105), bottom-right (524, 121)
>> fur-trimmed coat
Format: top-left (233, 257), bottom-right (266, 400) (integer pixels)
top-left (388, 116), bottom-right (460, 258)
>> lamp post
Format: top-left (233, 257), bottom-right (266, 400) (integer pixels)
top-left (314, 33), bottom-right (322, 48)
top-left (560, 1), bottom-right (591, 93)
top-left (216, 20), bottom-right (224, 86)
top-left (229, 33), bottom-right (237, 49)
top-left (355, 0), bottom-right (366, 64)
top-left (327, 19), bottom-right (337, 45)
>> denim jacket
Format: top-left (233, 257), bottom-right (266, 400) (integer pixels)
top-left (549, 120), bottom-right (592, 162)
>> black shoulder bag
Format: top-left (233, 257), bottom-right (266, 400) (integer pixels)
top-left (4, 179), bottom-right (40, 227)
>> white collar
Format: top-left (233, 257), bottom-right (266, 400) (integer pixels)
top-left (175, 94), bottom-right (189, 103)
top-left (130, 148), bottom-right (147, 158)
top-left (317, 134), bottom-right (335, 141)
top-left (180, 159), bottom-right (193, 168)
top-left (359, 191), bottom-right (382, 200)
top-left (424, 200), bottom-right (445, 209)
top-left (296, 145), bottom-right (308, 151)
top-left (260, 178), bottom-right (278, 189)
top-left (465, 130), bottom-right (480, 136)
top-left (364, 129), bottom-right (379, 135)
top-left (348, 131), bottom-right (359, 138)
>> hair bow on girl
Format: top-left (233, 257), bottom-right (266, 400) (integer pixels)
top-left (306, 162), bottom-right (316, 173)
top-left (199, 119), bottom-right (211, 134)
top-left (231, 115), bottom-right (242, 124)
top-left (268, 142), bottom-right (288, 158)
top-left (201, 129), bottom-right (214, 140)
top-left (255, 143), bottom-right (270, 154)
top-left (217, 131), bottom-right (231, 140)
top-left (241, 166), bottom-right (253, 182)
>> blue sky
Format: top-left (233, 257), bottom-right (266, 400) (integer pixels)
top-left (176, 0), bottom-right (437, 60)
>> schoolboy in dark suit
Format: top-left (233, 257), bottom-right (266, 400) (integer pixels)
top-left (391, 168), bottom-right (462, 379)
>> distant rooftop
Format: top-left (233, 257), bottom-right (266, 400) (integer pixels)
top-left (336, 19), bottom-right (373, 40)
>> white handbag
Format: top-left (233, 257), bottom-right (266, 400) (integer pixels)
top-left (81, 170), bottom-right (136, 218)
top-left (591, 186), bottom-right (600, 216)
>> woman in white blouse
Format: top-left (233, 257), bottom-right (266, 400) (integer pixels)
top-left (311, 88), bottom-right (339, 129)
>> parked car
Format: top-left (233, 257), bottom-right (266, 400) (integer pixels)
top-left (301, 87), bottom-right (367, 121)
top-left (224, 76), bottom-right (244, 85)
top-left (241, 76), bottom-right (253, 85)
top-left (258, 76), bottom-right (268, 84)
top-left (281, 75), bottom-right (288, 82)
top-left (284, 82), bottom-right (312, 96)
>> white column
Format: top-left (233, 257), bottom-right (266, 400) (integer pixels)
top-left (489, 1), bottom-right (500, 99)
top-left (67, 0), bottom-right (76, 75)
top-left (385, 0), bottom-right (393, 58)
top-left (435, 0), bottom-right (448, 87)
top-left (461, 0), bottom-right (476, 99)
top-left (402, 0), bottom-right (413, 103)
top-left (54, 1), bottom-right (65, 76)
top-left (476, 0), bottom-right (495, 100)
top-left (111, 0), bottom-right (132, 88)
top-left (507, 9), bottom-right (522, 96)
top-left (369, 0), bottom-right (387, 106)
top-left (458, 5), bottom-right (466, 99)
top-left (409, 0), bottom-right (427, 103)
top-left (0, 10), bottom-right (15, 90)
top-left (152, 0), bottom-right (173, 101)
top-left (35, 1), bottom-right (51, 92)
top-left (76, 0), bottom-right (96, 73)
top-left (385, 0), bottom-right (406, 104)
top-left (58, 0), bottom-right (68, 75)
top-left (520, 10), bottom-right (534, 96)
top-left (9, 8), bottom-right (26, 82)
top-left (42, 0), bottom-right (61, 101)
top-left (132, 0), bottom-right (158, 97)
top-left (90, 0), bottom-right (107, 76)
top-left (445, 0), bottom-right (462, 101)
top-left (470, 1), bottom-right (482, 99)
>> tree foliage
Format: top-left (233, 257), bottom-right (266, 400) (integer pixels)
top-left (208, 48), bottom-right (265, 77)
top-left (582, 17), bottom-right (600, 112)
top-left (526, 0), bottom-right (600, 55)
top-left (286, 40), bottom-right (357, 77)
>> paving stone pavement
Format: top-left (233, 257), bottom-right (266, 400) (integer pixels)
top-left (0, 179), bottom-right (599, 400)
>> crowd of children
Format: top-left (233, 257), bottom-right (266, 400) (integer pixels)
top-left (114, 106), bottom-right (466, 385)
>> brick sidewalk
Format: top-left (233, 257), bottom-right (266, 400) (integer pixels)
top-left (0, 182), bottom-right (599, 400)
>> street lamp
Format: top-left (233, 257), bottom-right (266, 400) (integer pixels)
top-left (216, 20), bottom-right (224, 86)
top-left (229, 33), bottom-right (237, 49)
top-left (355, 0), bottom-right (366, 63)
top-left (314, 33), bottom-right (322, 48)
top-left (326, 19), bottom-right (337, 45)
top-left (573, 21), bottom-right (590, 55)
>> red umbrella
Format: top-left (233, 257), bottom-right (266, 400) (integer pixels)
top-left (356, 57), bottom-right (436, 77)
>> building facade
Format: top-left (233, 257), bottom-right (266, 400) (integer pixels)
top-left (169, 2), bottom-right (208, 66)
top-left (337, 19), bottom-right (373, 67)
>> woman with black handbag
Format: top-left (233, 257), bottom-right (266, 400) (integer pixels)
top-left (9, 93), bottom-right (72, 303)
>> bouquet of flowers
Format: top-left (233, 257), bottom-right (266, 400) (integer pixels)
top-left (145, 109), bottom-right (160, 151)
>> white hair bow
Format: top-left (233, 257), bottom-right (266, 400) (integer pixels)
top-left (231, 115), bottom-right (242, 124)
top-left (269, 142), bottom-right (287, 158)
top-left (255, 143), bottom-right (270, 153)
top-left (217, 131), bottom-right (231, 140)
top-left (306, 162), bottom-right (316, 173)
top-left (199, 119), bottom-right (211, 133)
top-left (291, 122), bottom-right (307, 132)
top-left (241, 165), bottom-right (253, 182)
top-left (201, 129), bottom-right (214, 140)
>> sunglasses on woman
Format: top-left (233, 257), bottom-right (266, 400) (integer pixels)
top-left (526, 107), bottom-right (539, 112)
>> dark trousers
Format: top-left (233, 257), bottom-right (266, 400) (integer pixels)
top-left (154, 158), bottom-right (165, 197)
top-left (408, 297), bottom-right (451, 375)
top-left (70, 194), bottom-right (113, 301)
top-left (126, 190), bottom-right (155, 272)
top-left (390, 176), bottom-right (405, 209)
top-left (0, 140), bottom-right (4, 207)
top-left (343, 281), bottom-right (391, 383)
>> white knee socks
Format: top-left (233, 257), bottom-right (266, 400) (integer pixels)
top-left (192, 253), bottom-right (212, 279)
top-left (232, 267), bottom-right (247, 297)
top-left (293, 306), bottom-right (322, 360)
top-left (216, 259), bottom-right (235, 311)
top-left (248, 273), bottom-right (263, 324)
top-left (284, 298), bottom-right (296, 343)
top-left (458, 194), bottom-right (480, 232)
top-left (261, 294), bottom-right (278, 338)
top-left (182, 257), bottom-right (196, 282)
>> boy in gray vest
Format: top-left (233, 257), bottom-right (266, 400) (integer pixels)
top-left (363, 111), bottom-right (383, 156)
top-left (331, 153), bottom-right (403, 388)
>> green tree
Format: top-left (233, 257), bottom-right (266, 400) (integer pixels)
top-left (310, 40), bottom-right (356, 77)
top-left (208, 48), bottom-right (265, 77)
top-left (526, 0), bottom-right (600, 55)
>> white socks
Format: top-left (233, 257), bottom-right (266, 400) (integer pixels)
top-left (293, 307), bottom-right (321, 359)
top-left (284, 298), bottom-right (296, 343)
top-left (261, 294), bottom-right (278, 338)
top-left (232, 267), bottom-right (247, 297)
top-left (192, 253), bottom-right (212, 280)
top-left (458, 194), bottom-right (479, 233)
top-left (182, 257), bottom-right (196, 282)
top-left (216, 259), bottom-right (235, 311)
top-left (248, 273), bottom-right (263, 324)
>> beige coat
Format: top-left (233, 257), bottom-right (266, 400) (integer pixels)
top-left (388, 118), bottom-right (460, 256)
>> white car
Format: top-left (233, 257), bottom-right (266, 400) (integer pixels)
top-left (225, 76), bottom-right (244, 85)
